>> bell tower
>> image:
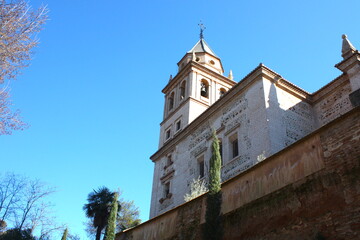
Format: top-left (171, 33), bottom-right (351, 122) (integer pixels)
top-left (158, 29), bottom-right (236, 148)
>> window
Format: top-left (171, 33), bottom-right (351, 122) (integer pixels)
top-left (168, 92), bottom-right (174, 110)
top-left (176, 120), bottom-right (181, 131)
top-left (165, 129), bottom-right (171, 140)
top-left (164, 182), bottom-right (170, 198)
top-left (198, 156), bottom-right (205, 178)
top-left (219, 139), bottom-right (223, 165)
top-left (200, 80), bottom-right (209, 98)
top-left (219, 88), bottom-right (226, 97)
top-left (166, 154), bottom-right (172, 166)
top-left (232, 138), bottom-right (239, 158)
top-left (180, 81), bottom-right (186, 100)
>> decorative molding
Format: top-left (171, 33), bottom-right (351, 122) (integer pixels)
top-left (188, 123), bottom-right (211, 150)
top-left (160, 169), bottom-right (175, 182)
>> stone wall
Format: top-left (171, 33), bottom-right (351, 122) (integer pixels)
top-left (313, 77), bottom-right (353, 126)
top-left (117, 107), bottom-right (360, 240)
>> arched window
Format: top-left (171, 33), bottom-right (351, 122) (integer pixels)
top-left (219, 88), bottom-right (226, 97)
top-left (180, 81), bottom-right (186, 100)
top-left (168, 92), bottom-right (174, 110)
top-left (200, 80), bottom-right (209, 98)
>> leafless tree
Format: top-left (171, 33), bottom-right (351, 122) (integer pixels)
top-left (0, 173), bottom-right (26, 222)
top-left (0, 0), bottom-right (48, 135)
top-left (0, 173), bottom-right (62, 239)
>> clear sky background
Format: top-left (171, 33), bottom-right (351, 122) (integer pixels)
top-left (1, 0), bottom-right (360, 239)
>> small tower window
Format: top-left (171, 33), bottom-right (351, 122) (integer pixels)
top-left (200, 80), bottom-right (209, 98)
top-left (232, 138), bottom-right (239, 158)
top-left (180, 81), bottom-right (186, 100)
top-left (220, 88), bottom-right (226, 97)
top-left (219, 139), bottom-right (223, 165)
top-left (176, 120), bottom-right (181, 131)
top-left (166, 154), bottom-right (173, 166)
top-left (209, 60), bottom-right (215, 65)
top-left (168, 92), bottom-right (174, 110)
top-left (165, 129), bottom-right (171, 140)
top-left (164, 182), bottom-right (170, 198)
top-left (198, 155), bottom-right (205, 178)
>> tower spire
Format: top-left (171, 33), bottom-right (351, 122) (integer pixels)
top-left (198, 21), bottom-right (206, 39)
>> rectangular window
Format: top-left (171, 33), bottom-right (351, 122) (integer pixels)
top-left (176, 120), bottom-right (181, 131)
top-left (164, 182), bottom-right (170, 198)
top-left (165, 129), bottom-right (171, 140)
top-left (219, 141), bottom-right (223, 165)
top-left (232, 138), bottom-right (239, 158)
top-left (198, 156), bottom-right (205, 178)
top-left (166, 154), bottom-right (172, 166)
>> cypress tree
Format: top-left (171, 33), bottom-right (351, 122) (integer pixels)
top-left (103, 192), bottom-right (119, 240)
top-left (204, 130), bottom-right (223, 240)
top-left (61, 228), bottom-right (68, 240)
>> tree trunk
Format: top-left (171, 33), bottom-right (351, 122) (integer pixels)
top-left (96, 227), bottom-right (102, 240)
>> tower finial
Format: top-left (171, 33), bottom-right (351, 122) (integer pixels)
top-left (228, 70), bottom-right (233, 80)
top-left (198, 21), bottom-right (206, 39)
top-left (341, 34), bottom-right (356, 59)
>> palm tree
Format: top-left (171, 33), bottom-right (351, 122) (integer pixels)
top-left (83, 187), bottom-right (120, 240)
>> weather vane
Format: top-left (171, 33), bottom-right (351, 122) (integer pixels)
top-left (198, 21), bottom-right (206, 39)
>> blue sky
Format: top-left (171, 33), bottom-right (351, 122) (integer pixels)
top-left (1, 0), bottom-right (360, 239)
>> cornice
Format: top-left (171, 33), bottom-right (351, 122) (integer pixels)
top-left (177, 52), bottom-right (222, 67)
top-left (259, 64), bottom-right (312, 102)
top-left (311, 74), bottom-right (349, 104)
top-left (335, 51), bottom-right (360, 72)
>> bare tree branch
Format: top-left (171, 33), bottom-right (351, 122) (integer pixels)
top-left (0, 173), bottom-right (62, 239)
top-left (0, 173), bottom-right (26, 221)
top-left (0, 0), bottom-right (48, 135)
top-left (0, 0), bottom-right (48, 83)
top-left (16, 179), bottom-right (54, 231)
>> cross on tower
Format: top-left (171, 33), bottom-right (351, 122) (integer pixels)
top-left (198, 21), bottom-right (206, 39)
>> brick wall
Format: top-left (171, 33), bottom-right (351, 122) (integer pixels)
top-left (117, 107), bottom-right (360, 240)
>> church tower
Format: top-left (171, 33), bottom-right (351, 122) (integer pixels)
top-left (158, 31), bottom-right (236, 148)
top-left (150, 29), bottom-right (236, 218)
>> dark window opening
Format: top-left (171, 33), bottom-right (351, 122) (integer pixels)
top-left (166, 129), bottom-right (171, 140)
top-left (199, 159), bottom-right (205, 178)
top-left (219, 141), bottom-right (223, 165)
top-left (164, 182), bottom-right (170, 198)
top-left (167, 155), bottom-right (172, 166)
top-left (176, 120), bottom-right (181, 131)
top-left (232, 138), bottom-right (239, 158)
top-left (168, 92), bottom-right (174, 110)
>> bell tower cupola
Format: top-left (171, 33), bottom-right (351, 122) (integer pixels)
top-left (158, 27), bottom-right (236, 148)
top-left (177, 24), bottom-right (224, 75)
